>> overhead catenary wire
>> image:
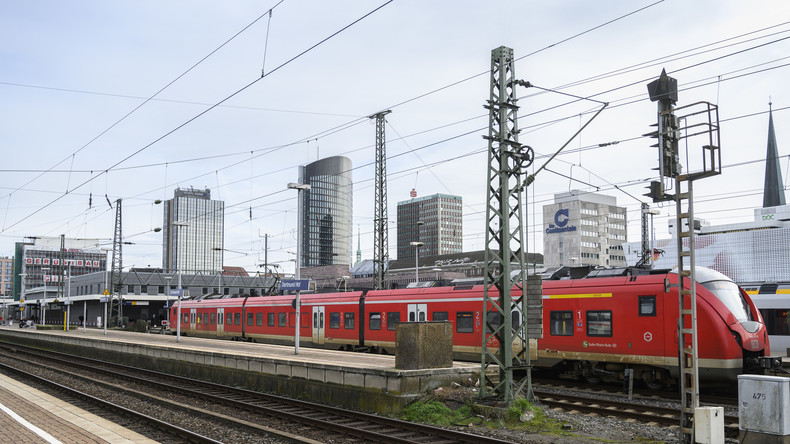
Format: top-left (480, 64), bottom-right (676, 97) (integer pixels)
top-left (0, 1), bottom-right (393, 235)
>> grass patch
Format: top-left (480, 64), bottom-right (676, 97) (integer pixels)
top-left (399, 400), bottom-right (475, 426)
top-left (400, 397), bottom-right (571, 435)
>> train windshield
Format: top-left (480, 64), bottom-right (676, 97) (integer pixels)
top-left (701, 280), bottom-right (753, 323)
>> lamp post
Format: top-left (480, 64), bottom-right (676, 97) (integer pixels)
top-left (18, 273), bottom-right (27, 325)
top-left (433, 268), bottom-right (441, 280)
top-left (172, 220), bottom-right (190, 343)
top-left (66, 260), bottom-right (72, 331)
top-left (643, 207), bottom-right (661, 266)
top-left (39, 268), bottom-right (49, 325)
top-left (164, 276), bottom-right (172, 327)
top-left (288, 182), bottom-right (311, 355)
top-left (410, 241), bottom-right (424, 283)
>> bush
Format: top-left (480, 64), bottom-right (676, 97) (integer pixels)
top-left (133, 319), bottom-right (148, 333)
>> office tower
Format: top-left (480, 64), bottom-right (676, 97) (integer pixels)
top-left (543, 190), bottom-right (627, 268)
top-left (298, 156), bottom-right (353, 267)
top-left (162, 187), bottom-right (224, 273)
top-left (397, 192), bottom-right (463, 260)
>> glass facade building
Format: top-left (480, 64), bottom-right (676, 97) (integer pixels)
top-left (397, 193), bottom-right (463, 260)
top-left (299, 156), bottom-right (352, 267)
top-left (162, 187), bottom-right (224, 273)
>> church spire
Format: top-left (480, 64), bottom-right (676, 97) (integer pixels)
top-left (763, 102), bottom-right (786, 207)
top-left (355, 225), bottom-right (362, 265)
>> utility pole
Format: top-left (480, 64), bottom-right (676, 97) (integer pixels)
top-left (370, 110), bottom-right (391, 290)
top-left (645, 69), bottom-right (720, 443)
top-left (480, 46), bottom-right (535, 402)
top-left (109, 198), bottom-right (123, 326)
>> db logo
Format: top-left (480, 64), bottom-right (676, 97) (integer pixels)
top-left (643, 332), bottom-right (653, 342)
top-left (486, 337), bottom-right (500, 348)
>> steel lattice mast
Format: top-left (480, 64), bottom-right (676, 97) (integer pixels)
top-left (371, 110), bottom-right (391, 290)
top-left (645, 69), bottom-right (720, 443)
top-left (109, 198), bottom-right (123, 326)
top-left (480, 46), bottom-right (534, 402)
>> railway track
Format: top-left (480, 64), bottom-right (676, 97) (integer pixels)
top-left (531, 380), bottom-right (739, 438)
top-left (0, 360), bottom-right (220, 443)
top-left (0, 342), bottom-right (516, 444)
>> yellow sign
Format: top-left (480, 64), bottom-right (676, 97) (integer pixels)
top-left (103, 289), bottom-right (110, 295)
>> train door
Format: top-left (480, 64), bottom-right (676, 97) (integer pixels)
top-left (217, 308), bottom-right (224, 336)
top-left (312, 306), bottom-right (325, 345)
top-left (189, 308), bottom-right (196, 333)
top-left (407, 304), bottom-right (427, 322)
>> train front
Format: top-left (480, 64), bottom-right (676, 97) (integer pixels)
top-left (694, 267), bottom-right (774, 379)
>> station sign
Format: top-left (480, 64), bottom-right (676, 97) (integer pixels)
top-left (99, 297), bottom-right (109, 303)
top-left (169, 289), bottom-right (184, 297)
top-left (280, 280), bottom-right (309, 291)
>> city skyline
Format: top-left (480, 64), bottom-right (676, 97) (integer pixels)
top-left (2, 2), bottom-right (789, 274)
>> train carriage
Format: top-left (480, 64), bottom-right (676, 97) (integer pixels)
top-left (171, 266), bottom-right (769, 387)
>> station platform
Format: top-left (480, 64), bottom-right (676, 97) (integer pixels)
top-left (0, 371), bottom-right (155, 444)
top-left (0, 326), bottom-right (480, 414)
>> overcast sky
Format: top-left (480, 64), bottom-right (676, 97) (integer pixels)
top-left (2, 0), bottom-right (789, 273)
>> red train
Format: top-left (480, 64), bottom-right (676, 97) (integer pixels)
top-left (169, 266), bottom-right (770, 388)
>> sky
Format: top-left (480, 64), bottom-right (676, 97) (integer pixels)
top-left (2, 0), bottom-right (789, 274)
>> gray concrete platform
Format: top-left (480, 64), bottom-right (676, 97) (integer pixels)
top-left (0, 326), bottom-right (481, 414)
top-left (0, 371), bottom-right (156, 444)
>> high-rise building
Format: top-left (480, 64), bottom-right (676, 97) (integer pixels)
top-left (543, 191), bottom-right (627, 268)
top-left (298, 156), bottom-right (353, 267)
top-left (397, 192), bottom-right (463, 260)
top-left (162, 187), bottom-right (224, 274)
top-left (0, 257), bottom-right (13, 297)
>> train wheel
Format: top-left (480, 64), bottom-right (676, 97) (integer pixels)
top-left (584, 375), bottom-right (601, 384)
top-left (645, 380), bottom-right (665, 390)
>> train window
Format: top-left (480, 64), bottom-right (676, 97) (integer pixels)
top-left (486, 311), bottom-right (501, 333)
top-left (549, 311), bottom-right (573, 336)
top-left (369, 312), bottom-right (382, 330)
top-left (256, 313), bottom-right (263, 326)
top-left (456, 312), bottom-right (474, 333)
top-left (278, 313), bottom-right (286, 327)
top-left (329, 312), bottom-right (340, 329)
top-left (512, 312), bottom-right (521, 330)
top-left (432, 312), bottom-right (448, 322)
top-left (586, 311), bottom-right (612, 337)
top-left (313, 312), bottom-right (317, 328)
top-left (268, 313), bottom-right (275, 326)
top-left (247, 312), bottom-right (254, 326)
top-left (183, 313), bottom-right (188, 323)
top-left (210, 313), bottom-right (216, 325)
top-left (639, 296), bottom-right (656, 316)
top-left (226, 313), bottom-right (232, 325)
top-left (344, 313), bottom-right (355, 329)
top-left (190, 312), bottom-right (195, 323)
top-left (218, 313), bottom-right (223, 325)
top-left (234, 313), bottom-right (241, 326)
top-left (761, 309), bottom-right (790, 335)
top-left (409, 312), bottom-right (415, 322)
top-left (387, 312), bottom-right (400, 331)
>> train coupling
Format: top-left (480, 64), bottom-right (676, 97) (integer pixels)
top-left (757, 356), bottom-right (784, 370)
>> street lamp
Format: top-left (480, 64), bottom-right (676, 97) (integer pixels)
top-left (410, 241), bottom-right (424, 283)
top-left (172, 220), bottom-right (190, 342)
top-left (66, 260), bottom-right (73, 331)
top-left (288, 181), bottom-right (311, 355)
top-left (40, 268), bottom-right (49, 325)
top-left (164, 276), bottom-right (172, 327)
top-left (642, 207), bottom-right (661, 266)
top-left (17, 273), bottom-right (26, 325)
